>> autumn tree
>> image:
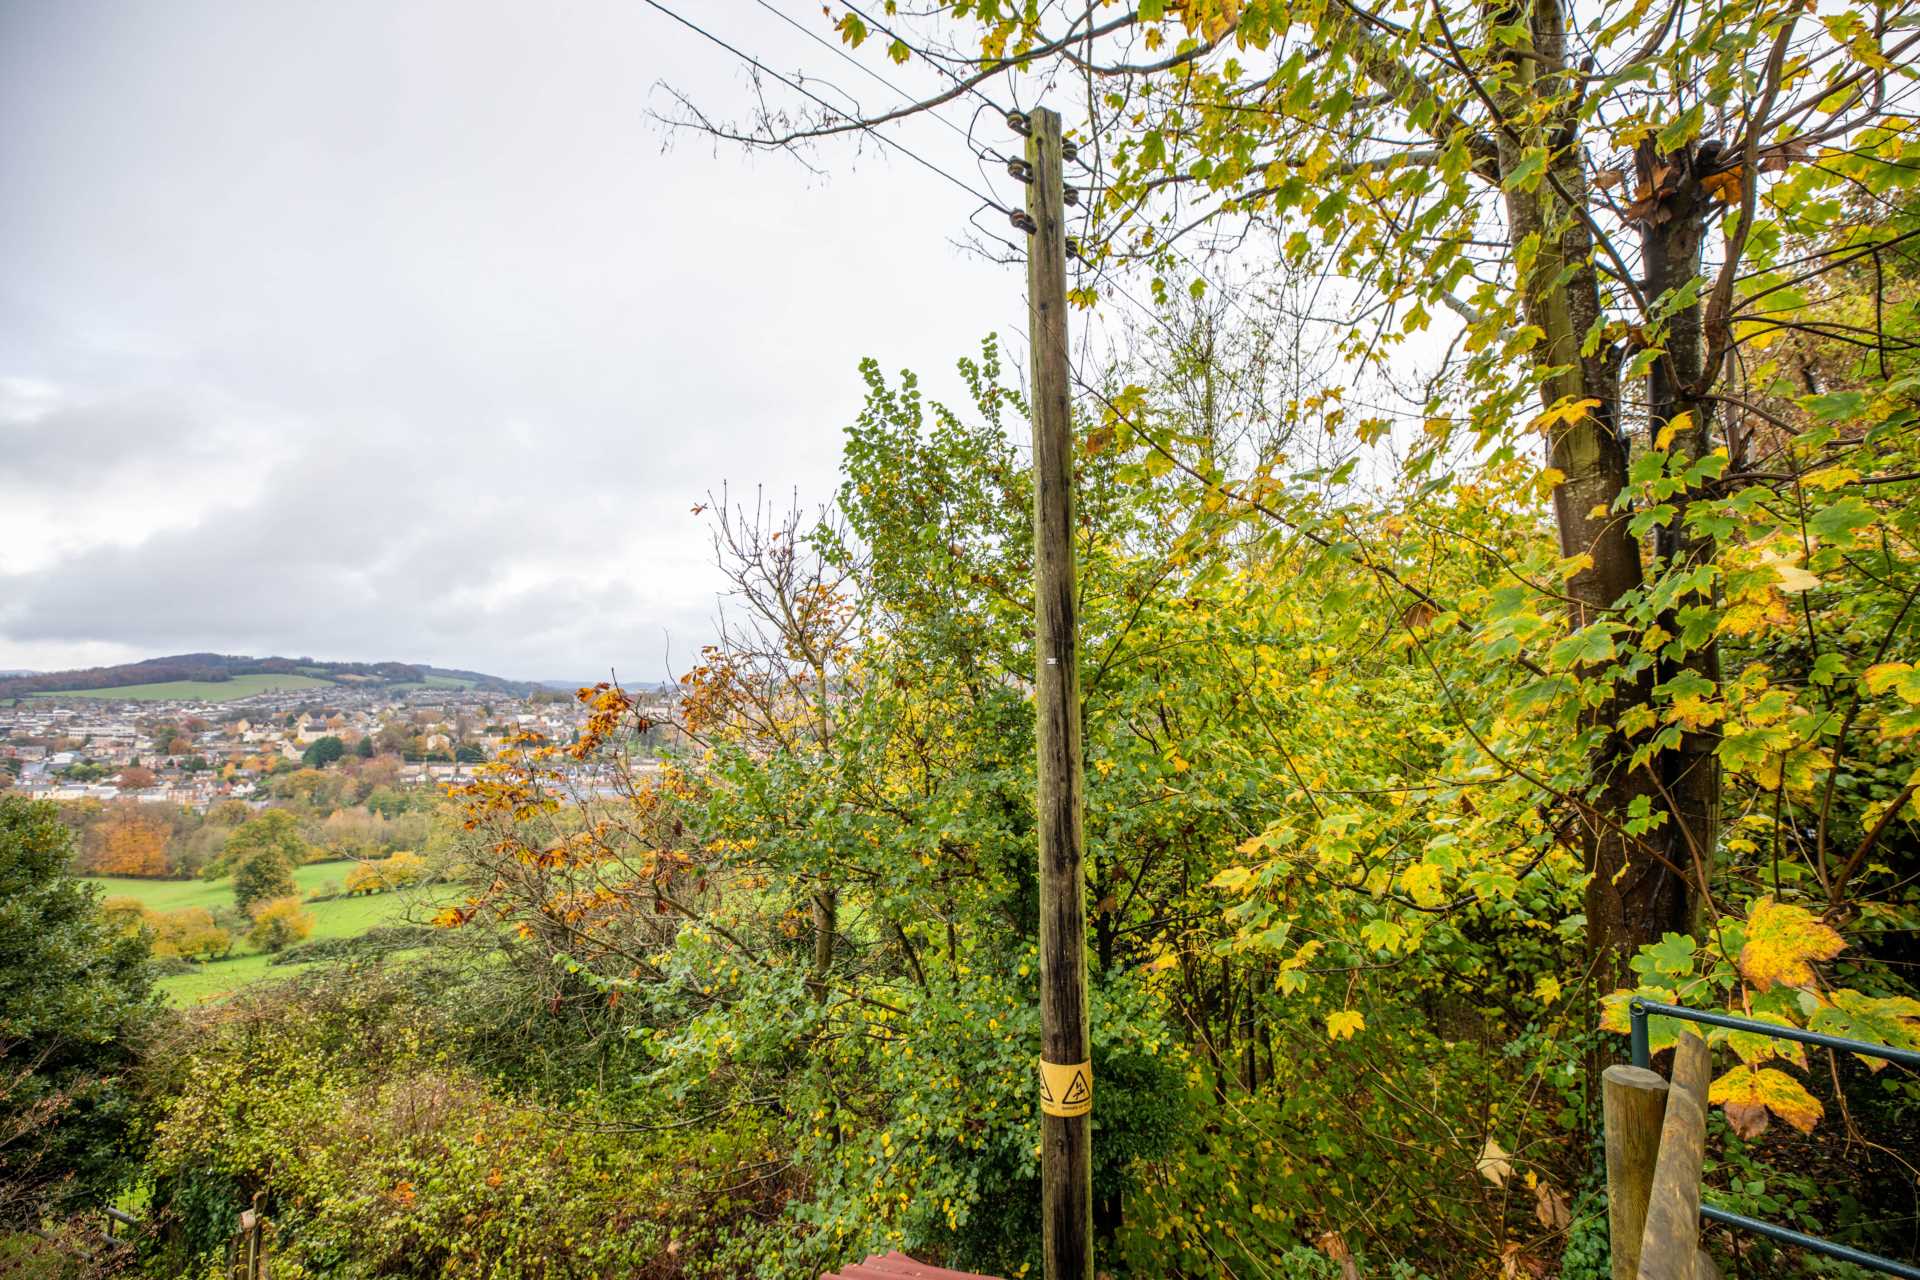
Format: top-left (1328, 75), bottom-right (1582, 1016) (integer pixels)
top-left (685, 0), bottom-right (1920, 992)
top-left (233, 850), bottom-right (296, 917)
top-left (212, 808), bottom-right (306, 879)
top-left (86, 803), bottom-right (170, 877)
top-left (107, 902), bottom-right (231, 961)
top-left (246, 896), bottom-right (313, 952)
top-left (343, 850), bottom-right (425, 895)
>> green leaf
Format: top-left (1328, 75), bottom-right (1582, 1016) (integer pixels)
top-left (1808, 496), bottom-right (1874, 543)
top-left (1503, 147), bottom-right (1548, 192)
top-left (1656, 104), bottom-right (1705, 153)
top-left (1802, 390), bottom-right (1866, 422)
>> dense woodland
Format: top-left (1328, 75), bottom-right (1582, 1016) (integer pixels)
top-left (4, 0), bottom-right (1920, 1275)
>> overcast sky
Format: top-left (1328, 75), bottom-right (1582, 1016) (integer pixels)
top-left (0, 0), bottom-right (1037, 681)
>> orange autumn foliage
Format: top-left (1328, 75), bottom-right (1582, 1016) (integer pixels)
top-left (88, 805), bottom-right (170, 876)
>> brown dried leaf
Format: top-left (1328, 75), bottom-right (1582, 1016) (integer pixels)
top-left (1316, 1230), bottom-right (1360, 1280)
top-left (1501, 1243), bottom-right (1549, 1278)
top-left (1723, 1101), bottom-right (1770, 1140)
top-left (1623, 194), bottom-right (1663, 223)
top-left (1760, 139), bottom-right (1811, 173)
top-left (1533, 1182), bottom-right (1571, 1231)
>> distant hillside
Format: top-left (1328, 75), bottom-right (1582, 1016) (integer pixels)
top-left (0, 653), bottom-right (539, 699)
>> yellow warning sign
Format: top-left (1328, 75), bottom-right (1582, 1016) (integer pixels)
top-left (1038, 1058), bottom-right (1093, 1117)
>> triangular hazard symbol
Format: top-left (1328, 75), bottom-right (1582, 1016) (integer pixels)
top-left (1038, 1072), bottom-right (1056, 1105)
top-left (1059, 1070), bottom-right (1090, 1106)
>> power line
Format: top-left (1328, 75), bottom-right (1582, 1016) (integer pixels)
top-left (833, 0), bottom-right (1014, 120)
top-left (636, 0), bottom-right (1005, 212)
top-left (746, 0), bottom-right (982, 149)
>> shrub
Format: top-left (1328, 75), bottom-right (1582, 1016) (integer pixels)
top-left (343, 850), bottom-right (427, 895)
top-left (245, 896), bottom-right (313, 952)
top-left (136, 973), bottom-right (775, 1279)
top-left (153, 907), bottom-right (231, 960)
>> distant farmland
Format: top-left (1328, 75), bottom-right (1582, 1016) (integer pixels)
top-left (29, 673), bottom-right (336, 702)
top-left (88, 860), bottom-right (427, 1004)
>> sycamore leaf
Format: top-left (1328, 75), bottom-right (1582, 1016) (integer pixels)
top-left (1809, 991), bottom-right (1920, 1071)
top-left (1533, 1181), bottom-right (1571, 1231)
top-left (1476, 1137), bottom-right (1513, 1186)
top-left (1765, 555), bottom-right (1820, 593)
top-left (1398, 861), bottom-right (1445, 907)
top-left (1723, 1100), bottom-right (1769, 1140)
top-left (1738, 897), bottom-right (1844, 991)
top-left (1802, 466), bottom-right (1858, 491)
top-left (1530, 397), bottom-right (1602, 433)
top-left (1864, 662), bottom-right (1920, 703)
top-left (1326, 1009), bottom-right (1365, 1040)
top-left (1503, 147), bottom-right (1548, 192)
top-left (1708, 1064), bottom-right (1823, 1134)
top-left (1209, 865), bottom-right (1254, 892)
top-left (1359, 918), bottom-right (1406, 952)
top-left (1700, 166), bottom-right (1744, 203)
top-left (1643, 931), bottom-right (1696, 978)
top-left (1720, 1011), bottom-right (1809, 1070)
top-left (1654, 411), bottom-right (1693, 451)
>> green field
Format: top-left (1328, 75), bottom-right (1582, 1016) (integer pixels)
top-left (31, 673), bottom-right (337, 702)
top-left (86, 860), bottom-right (429, 1004)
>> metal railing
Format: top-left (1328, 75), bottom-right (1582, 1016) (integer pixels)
top-left (1628, 997), bottom-right (1920, 1279)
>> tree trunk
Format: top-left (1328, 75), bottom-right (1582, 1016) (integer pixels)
top-left (1640, 143), bottom-right (1723, 930)
top-left (808, 886), bottom-right (836, 1005)
top-left (1496, 0), bottom-right (1691, 986)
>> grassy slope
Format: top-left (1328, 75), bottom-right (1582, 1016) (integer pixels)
top-left (86, 861), bottom-right (427, 1005)
top-left (30, 673), bottom-right (337, 701)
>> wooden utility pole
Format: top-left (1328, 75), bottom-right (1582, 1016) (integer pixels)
top-left (1023, 104), bottom-right (1094, 1280)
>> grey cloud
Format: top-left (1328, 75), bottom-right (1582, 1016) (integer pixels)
top-left (1, 0), bottom-right (1023, 676)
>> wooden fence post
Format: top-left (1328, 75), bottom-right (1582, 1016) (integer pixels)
top-left (230, 1191), bottom-right (267, 1280)
top-left (1603, 1064), bottom-right (1669, 1280)
top-left (1636, 1031), bottom-right (1711, 1280)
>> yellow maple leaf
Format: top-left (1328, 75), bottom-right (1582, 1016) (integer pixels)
top-left (1326, 1009), bottom-right (1365, 1040)
top-left (1770, 561), bottom-right (1821, 593)
top-left (1700, 166), bottom-right (1745, 204)
top-left (1529, 397), bottom-right (1602, 434)
top-left (1209, 866), bottom-right (1253, 892)
top-left (1802, 466), bottom-right (1859, 491)
top-left (1737, 897), bottom-right (1845, 991)
top-left (1708, 1064), bottom-right (1823, 1134)
top-left (1654, 411), bottom-right (1694, 451)
top-left (1398, 861), bottom-right (1445, 907)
